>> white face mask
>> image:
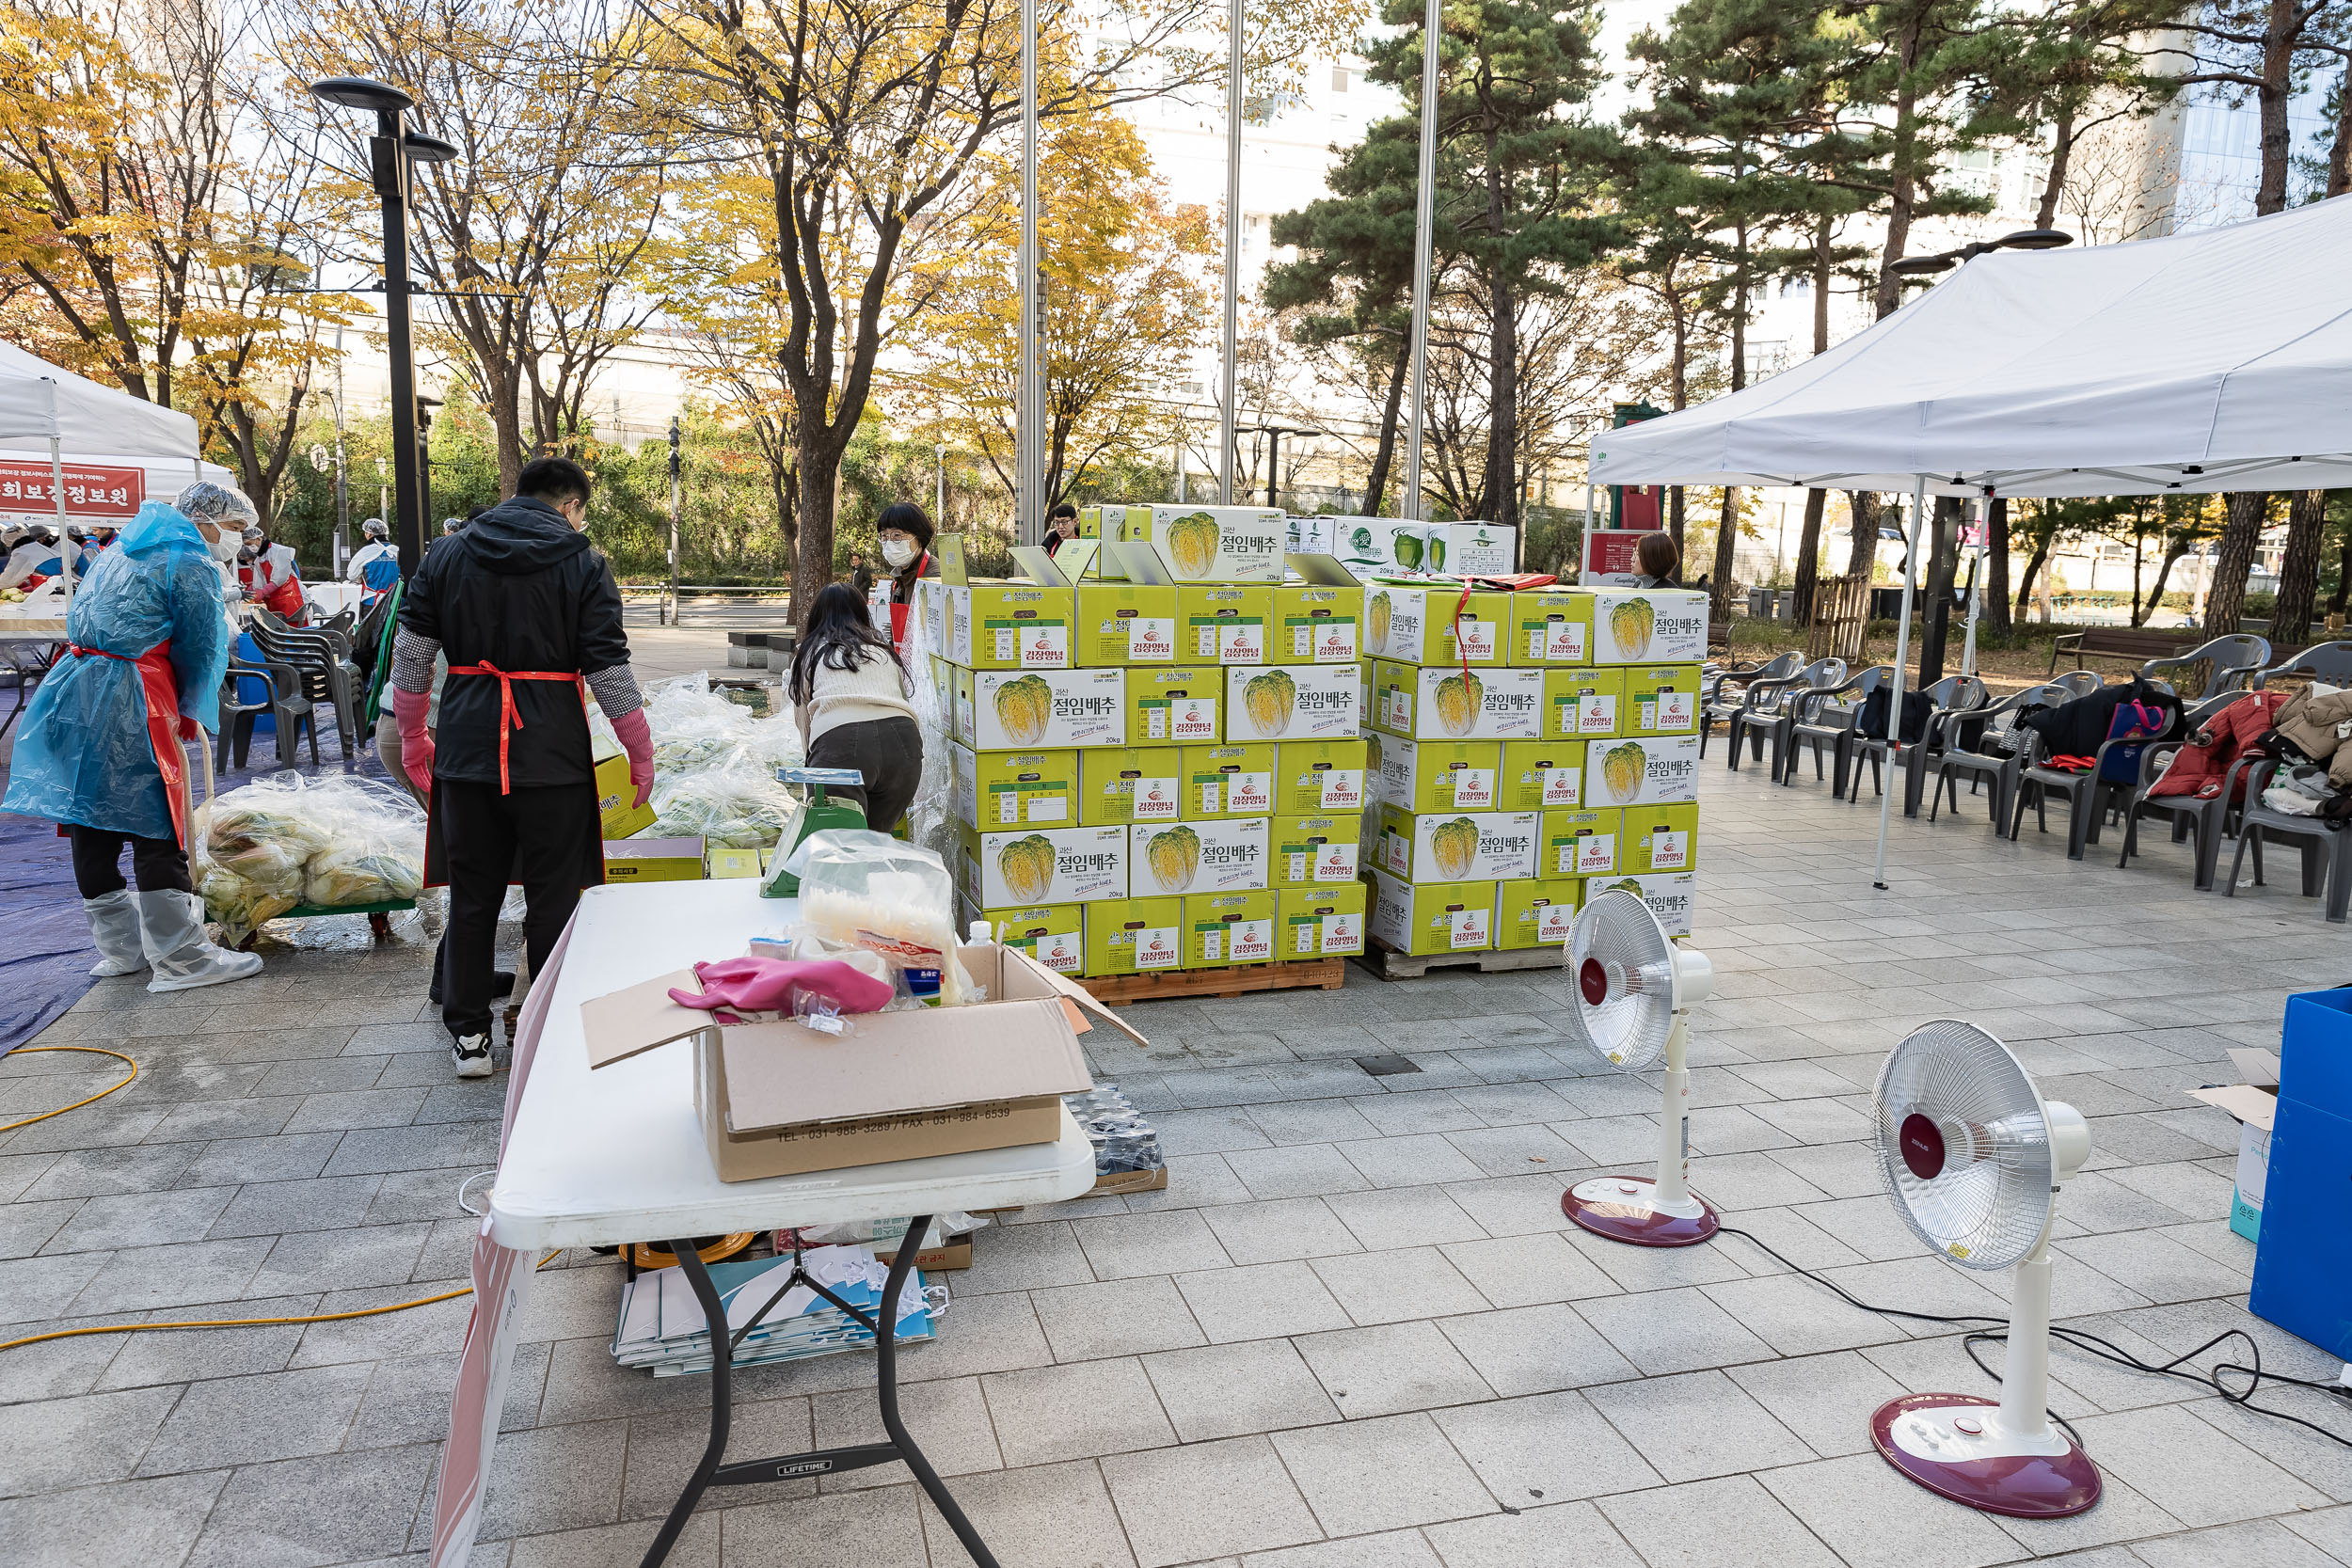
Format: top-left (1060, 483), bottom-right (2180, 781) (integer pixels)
top-left (881, 538), bottom-right (918, 568)
top-left (206, 529), bottom-right (242, 562)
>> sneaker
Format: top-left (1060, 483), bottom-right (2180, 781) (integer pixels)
top-left (452, 1034), bottom-right (495, 1078)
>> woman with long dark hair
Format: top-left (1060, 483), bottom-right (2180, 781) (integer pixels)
top-left (791, 581), bottom-right (924, 831)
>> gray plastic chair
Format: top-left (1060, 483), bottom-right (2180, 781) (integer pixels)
top-left (1847, 675), bottom-right (1988, 817)
top-left (2114, 690), bottom-right (2263, 891)
top-left (2052, 670), bottom-right (2105, 697)
top-left (1927, 682), bottom-right (2072, 831)
top-left (2142, 634), bottom-right (2269, 696)
top-left (2252, 641), bottom-right (2352, 690)
top-left (216, 659), bottom-right (320, 769)
top-left (1728, 657), bottom-right (1845, 778)
top-left (2008, 689), bottom-right (2185, 861)
top-left (2222, 758), bottom-right (2352, 923)
top-left (1699, 650), bottom-right (1801, 762)
top-left (1777, 666), bottom-right (1889, 793)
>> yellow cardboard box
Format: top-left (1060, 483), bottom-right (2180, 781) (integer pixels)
top-left (1496, 878), bottom-right (1581, 949)
top-left (604, 835), bottom-right (706, 882)
top-left (1078, 746), bottom-right (1185, 826)
top-left (1366, 868), bottom-right (1495, 955)
top-left (1270, 815), bottom-right (1361, 885)
top-left (1180, 742), bottom-right (1278, 818)
top-left (1507, 589), bottom-right (1596, 666)
top-left (1083, 897), bottom-right (1184, 976)
top-left (1499, 738), bottom-right (1586, 811)
top-left (1275, 738), bottom-right (1369, 815)
top-left (946, 584), bottom-right (1074, 669)
top-left (1279, 882), bottom-right (1367, 958)
top-left (1546, 667), bottom-right (1626, 739)
top-left (1541, 807), bottom-right (1623, 879)
top-left (1179, 583), bottom-right (1273, 665)
top-left (1073, 582), bottom-right (1180, 666)
top-left (595, 753), bottom-right (657, 840)
top-left (1183, 890), bottom-right (1279, 967)
top-left (1125, 665), bottom-right (1222, 746)
top-left (1272, 584), bottom-right (1363, 664)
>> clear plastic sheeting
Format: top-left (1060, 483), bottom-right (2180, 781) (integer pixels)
top-left (898, 596), bottom-right (957, 875)
top-left (793, 829), bottom-right (974, 1006)
top-left (193, 771), bottom-right (426, 942)
top-left (636, 671), bottom-right (803, 846)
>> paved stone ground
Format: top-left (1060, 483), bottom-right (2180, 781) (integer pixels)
top-left (4, 755), bottom-right (2351, 1568)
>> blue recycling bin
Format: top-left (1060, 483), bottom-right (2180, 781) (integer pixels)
top-left (2249, 988), bottom-right (2352, 1360)
top-left (232, 630), bottom-right (275, 734)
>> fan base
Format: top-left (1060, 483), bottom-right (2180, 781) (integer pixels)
top-left (1870, 1394), bottom-right (2102, 1519)
top-left (1562, 1177), bottom-right (1718, 1247)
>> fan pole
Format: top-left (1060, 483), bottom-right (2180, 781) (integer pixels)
top-left (1997, 1237), bottom-right (2055, 1440)
top-left (1653, 1013), bottom-right (1693, 1207)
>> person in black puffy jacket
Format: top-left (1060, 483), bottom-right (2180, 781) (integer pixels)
top-left (390, 457), bottom-right (657, 1077)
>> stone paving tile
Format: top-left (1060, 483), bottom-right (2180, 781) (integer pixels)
top-left (8, 759), bottom-right (2352, 1566)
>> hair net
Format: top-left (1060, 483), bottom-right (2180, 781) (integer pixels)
top-left (174, 481), bottom-right (261, 533)
top-left (362, 517), bottom-right (389, 539)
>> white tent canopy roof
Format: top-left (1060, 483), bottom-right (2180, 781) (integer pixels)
top-left (1589, 198), bottom-right (2352, 499)
top-left (0, 342), bottom-right (230, 520)
top-left (0, 341), bottom-right (201, 456)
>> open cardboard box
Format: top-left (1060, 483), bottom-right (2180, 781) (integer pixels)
top-left (580, 942), bottom-right (1119, 1181)
top-left (2187, 1046), bottom-right (2280, 1242)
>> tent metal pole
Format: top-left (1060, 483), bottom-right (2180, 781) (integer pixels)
top-left (1401, 0), bottom-right (1441, 523)
top-left (48, 434), bottom-right (71, 606)
top-left (1017, 0), bottom-right (1041, 540)
top-left (1872, 475), bottom-right (1924, 891)
top-left (1217, 0), bottom-right (1242, 506)
top-left (1959, 490), bottom-right (1987, 679)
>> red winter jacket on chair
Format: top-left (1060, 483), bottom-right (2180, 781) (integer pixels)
top-left (2146, 689), bottom-right (2287, 800)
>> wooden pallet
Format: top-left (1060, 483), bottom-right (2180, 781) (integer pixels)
top-left (1355, 938), bottom-right (1569, 981)
top-left (1078, 957), bottom-right (1347, 1006)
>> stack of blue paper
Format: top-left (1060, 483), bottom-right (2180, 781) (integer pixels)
top-left (612, 1244), bottom-right (934, 1377)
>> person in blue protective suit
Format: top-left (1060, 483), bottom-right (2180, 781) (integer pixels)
top-left (0, 485), bottom-right (264, 991)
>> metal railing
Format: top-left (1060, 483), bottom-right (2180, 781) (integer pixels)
top-left (619, 583), bottom-right (793, 628)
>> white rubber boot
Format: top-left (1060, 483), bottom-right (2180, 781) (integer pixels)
top-left (137, 889), bottom-right (263, 992)
top-left (84, 891), bottom-right (149, 976)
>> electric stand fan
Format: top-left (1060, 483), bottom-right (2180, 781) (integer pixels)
top-left (1869, 1020), bottom-right (2101, 1518)
top-left (1557, 889), bottom-right (1719, 1246)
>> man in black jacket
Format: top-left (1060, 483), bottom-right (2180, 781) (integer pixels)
top-left (391, 457), bottom-right (655, 1077)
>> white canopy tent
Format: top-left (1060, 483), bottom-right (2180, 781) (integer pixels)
top-left (1585, 196), bottom-right (2352, 887)
top-left (0, 342), bottom-right (232, 600)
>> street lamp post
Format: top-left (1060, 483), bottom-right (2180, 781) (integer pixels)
top-left (1890, 226), bottom-right (2074, 680)
top-left (308, 76), bottom-right (456, 579)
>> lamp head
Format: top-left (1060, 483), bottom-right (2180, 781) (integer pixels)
top-left (403, 134), bottom-right (459, 165)
top-left (1998, 228), bottom-right (2074, 251)
top-left (1890, 255), bottom-right (1955, 277)
top-left (309, 76), bottom-right (416, 114)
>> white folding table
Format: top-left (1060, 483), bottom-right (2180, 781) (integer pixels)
top-left (490, 879), bottom-right (1096, 1568)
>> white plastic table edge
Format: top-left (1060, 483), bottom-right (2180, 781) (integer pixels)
top-left (488, 878), bottom-right (1096, 1250)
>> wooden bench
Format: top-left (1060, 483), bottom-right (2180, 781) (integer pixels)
top-left (2048, 626), bottom-right (2198, 675)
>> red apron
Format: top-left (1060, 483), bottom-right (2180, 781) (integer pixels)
top-left (443, 661), bottom-right (588, 795)
top-left (67, 641), bottom-right (190, 848)
top-left (887, 551), bottom-right (931, 657)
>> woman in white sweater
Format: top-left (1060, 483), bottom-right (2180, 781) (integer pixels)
top-left (789, 581), bottom-right (924, 830)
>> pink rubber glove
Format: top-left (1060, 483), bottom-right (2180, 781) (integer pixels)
top-left (612, 706), bottom-right (655, 807)
top-left (392, 686), bottom-right (435, 794)
top-left (668, 958), bottom-right (896, 1023)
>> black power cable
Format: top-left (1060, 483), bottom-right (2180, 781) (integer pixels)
top-left (1715, 1225), bottom-right (2352, 1456)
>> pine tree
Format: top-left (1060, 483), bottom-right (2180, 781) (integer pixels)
top-left (1363, 0), bottom-right (1619, 531)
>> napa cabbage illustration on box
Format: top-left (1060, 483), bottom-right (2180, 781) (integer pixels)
top-left (1167, 512), bottom-right (1221, 578)
top-left (1600, 740), bottom-right (1648, 803)
top-left (996, 834), bottom-right (1059, 904)
top-left (1608, 597), bottom-right (1656, 660)
top-left (1367, 591), bottom-right (1392, 657)
top-left (1143, 824), bottom-right (1202, 893)
top-left (1429, 816), bottom-right (1481, 879)
top-left (1434, 671), bottom-right (1484, 737)
top-left (993, 674), bottom-right (1055, 746)
top-left (1240, 669), bottom-right (1296, 736)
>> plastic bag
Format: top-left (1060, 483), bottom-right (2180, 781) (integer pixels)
top-left (193, 770), bottom-right (427, 940)
top-left (794, 829), bottom-right (975, 1005)
top-left (898, 594), bottom-right (959, 876)
top-left (648, 752), bottom-right (798, 847)
top-left (644, 670), bottom-right (759, 773)
top-left (1066, 1085), bottom-right (1166, 1176)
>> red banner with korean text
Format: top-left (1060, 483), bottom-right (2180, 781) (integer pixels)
top-left (0, 460), bottom-right (145, 517)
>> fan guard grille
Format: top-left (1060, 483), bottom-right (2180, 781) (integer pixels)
top-left (1562, 891), bottom-right (1676, 1072)
top-left (1874, 1021), bottom-right (2056, 1272)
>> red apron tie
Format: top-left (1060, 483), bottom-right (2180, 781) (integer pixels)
top-left (445, 661), bottom-right (585, 794)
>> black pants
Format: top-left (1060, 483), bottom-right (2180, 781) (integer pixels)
top-left (805, 717), bottom-right (923, 832)
top-left (436, 779), bottom-right (601, 1039)
top-left (69, 823), bottom-right (192, 899)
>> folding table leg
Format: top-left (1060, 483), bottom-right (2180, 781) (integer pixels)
top-left (642, 1240), bottom-right (735, 1567)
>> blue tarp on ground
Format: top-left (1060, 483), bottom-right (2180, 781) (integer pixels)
top-left (1, 711), bottom-right (386, 1056)
top-left (0, 781), bottom-right (95, 1055)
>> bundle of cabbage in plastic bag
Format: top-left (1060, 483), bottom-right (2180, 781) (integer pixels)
top-left (644, 671), bottom-right (759, 773)
top-left (647, 752), bottom-right (797, 848)
top-left (193, 771), bottom-right (427, 941)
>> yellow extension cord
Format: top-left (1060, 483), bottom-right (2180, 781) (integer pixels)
top-left (0, 1044), bottom-right (553, 1354)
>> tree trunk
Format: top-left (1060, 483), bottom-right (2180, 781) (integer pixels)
top-left (2329, 57), bottom-right (2352, 198)
top-left (1872, 18), bottom-right (1926, 320)
top-left (1670, 487), bottom-right (1685, 552)
top-left (2142, 532), bottom-right (2194, 624)
top-left (2035, 108), bottom-right (2074, 230)
top-left (1362, 334), bottom-right (1411, 515)
top-left (1710, 488), bottom-right (1739, 622)
top-left (2255, 0), bottom-right (2297, 214)
top-left (2330, 506), bottom-right (2352, 616)
top-left (794, 408), bottom-right (845, 629)
top-left (1485, 140), bottom-right (1519, 531)
top-left (2270, 487), bottom-right (2327, 641)
top-left (1986, 497), bottom-right (2012, 636)
top-left (2015, 505), bottom-right (2053, 620)
top-left (1793, 489), bottom-right (1826, 628)
top-left (1847, 490), bottom-right (1880, 578)
top-left (2204, 491), bottom-right (2268, 632)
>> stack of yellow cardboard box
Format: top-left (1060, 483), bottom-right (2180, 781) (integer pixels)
top-left (941, 509), bottom-right (1371, 979)
top-left (1361, 580), bottom-right (1707, 958)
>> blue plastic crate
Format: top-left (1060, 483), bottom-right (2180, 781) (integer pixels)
top-left (2249, 989), bottom-right (2352, 1360)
